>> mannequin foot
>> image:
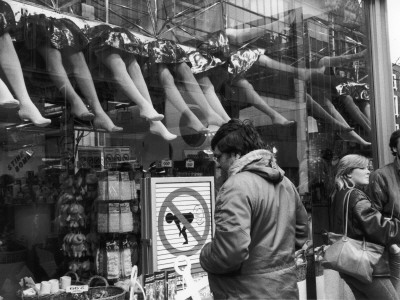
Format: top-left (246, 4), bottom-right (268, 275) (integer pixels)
top-left (18, 102), bottom-right (51, 127)
top-left (326, 122), bottom-right (354, 132)
top-left (139, 103), bottom-right (164, 121)
top-left (207, 125), bottom-right (220, 133)
top-left (150, 121), bottom-right (177, 141)
top-left (93, 113), bottom-right (123, 132)
top-left (0, 98), bottom-right (19, 108)
top-left (70, 101), bottom-right (95, 121)
top-left (271, 114), bottom-right (294, 125)
top-left (189, 125), bottom-right (210, 134)
top-left (186, 115), bottom-right (209, 134)
top-left (75, 112), bottom-right (95, 121)
top-left (326, 117), bottom-right (354, 132)
top-left (206, 111), bottom-right (226, 127)
top-left (338, 127), bottom-right (355, 133)
top-left (339, 132), bottom-right (371, 146)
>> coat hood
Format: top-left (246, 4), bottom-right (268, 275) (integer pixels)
top-left (228, 149), bottom-right (284, 184)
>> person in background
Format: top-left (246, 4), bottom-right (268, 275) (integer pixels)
top-left (368, 129), bottom-right (400, 297)
top-left (331, 154), bottom-right (400, 300)
top-left (199, 119), bottom-right (308, 299)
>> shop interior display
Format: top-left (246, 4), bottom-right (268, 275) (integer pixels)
top-left (86, 24), bottom-right (177, 141)
top-left (146, 38), bottom-right (222, 134)
top-left (0, 78), bottom-right (19, 109)
top-left (19, 14), bottom-right (124, 133)
top-left (0, 0), bottom-right (373, 299)
top-left (0, 28), bottom-right (51, 126)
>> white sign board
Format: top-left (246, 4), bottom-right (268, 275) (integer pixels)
top-left (147, 177), bottom-right (215, 273)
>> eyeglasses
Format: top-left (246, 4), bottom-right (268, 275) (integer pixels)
top-left (213, 152), bottom-right (223, 162)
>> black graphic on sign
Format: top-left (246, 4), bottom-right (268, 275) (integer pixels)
top-left (165, 212), bottom-right (194, 244)
top-left (158, 187), bottom-right (211, 257)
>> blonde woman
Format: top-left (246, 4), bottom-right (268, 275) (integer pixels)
top-left (330, 154), bottom-right (400, 300)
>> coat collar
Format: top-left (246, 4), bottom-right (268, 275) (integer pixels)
top-left (228, 149), bottom-right (284, 183)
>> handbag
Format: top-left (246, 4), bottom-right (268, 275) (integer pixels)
top-left (321, 188), bottom-right (385, 284)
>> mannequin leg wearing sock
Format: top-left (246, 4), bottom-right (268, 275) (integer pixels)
top-left (61, 47), bottom-right (122, 132)
top-left (36, 45), bottom-right (95, 122)
top-left (158, 63), bottom-right (209, 134)
top-left (0, 78), bottom-right (18, 108)
top-left (125, 55), bottom-right (176, 140)
top-left (0, 33), bottom-right (50, 126)
top-left (176, 62), bottom-right (225, 127)
top-left (97, 49), bottom-right (163, 121)
top-left (336, 94), bottom-right (371, 133)
top-left (196, 74), bottom-right (230, 123)
top-left (228, 78), bottom-right (293, 125)
top-left (306, 93), bottom-right (353, 132)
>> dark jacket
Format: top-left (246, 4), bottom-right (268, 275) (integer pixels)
top-left (330, 187), bottom-right (400, 276)
top-left (200, 150), bottom-right (309, 299)
top-left (368, 159), bottom-right (400, 220)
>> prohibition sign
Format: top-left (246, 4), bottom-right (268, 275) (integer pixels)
top-left (158, 187), bottom-right (211, 257)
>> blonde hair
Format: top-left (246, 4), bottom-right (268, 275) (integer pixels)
top-left (334, 154), bottom-right (369, 191)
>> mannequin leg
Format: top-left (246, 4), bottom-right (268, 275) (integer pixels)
top-left (196, 74), bottom-right (230, 122)
top-left (257, 54), bottom-right (323, 81)
top-left (97, 49), bottom-right (163, 121)
top-left (315, 95), bottom-right (370, 146)
top-left (358, 101), bottom-right (371, 121)
top-left (36, 45), bottom-right (95, 121)
top-left (176, 62), bottom-right (225, 127)
top-left (61, 47), bottom-right (122, 132)
top-left (229, 78), bottom-right (293, 125)
top-left (125, 56), bottom-right (176, 140)
top-left (0, 78), bottom-right (18, 108)
top-left (306, 94), bottom-right (353, 132)
top-left (158, 63), bottom-right (208, 134)
top-left (318, 50), bottom-right (366, 68)
top-left (336, 95), bottom-right (371, 133)
top-left (0, 33), bottom-right (50, 126)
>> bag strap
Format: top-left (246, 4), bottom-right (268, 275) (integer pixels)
top-left (343, 188), bottom-right (354, 238)
top-left (342, 188), bottom-right (368, 249)
top-left (390, 201), bottom-right (395, 220)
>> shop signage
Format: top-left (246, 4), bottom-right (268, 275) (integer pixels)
top-left (66, 285), bottom-right (89, 293)
top-left (7, 150), bottom-right (33, 173)
top-left (77, 149), bottom-right (102, 170)
top-left (185, 159), bottom-right (195, 168)
top-left (147, 177), bottom-right (215, 273)
top-left (103, 147), bottom-right (130, 169)
top-left (161, 159), bottom-right (173, 168)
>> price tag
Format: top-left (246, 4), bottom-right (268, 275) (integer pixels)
top-left (66, 285), bottom-right (89, 293)
top-left (161, 159), bottom-right (173, 168)
top-left (186, 159), bottom-right (195, 168)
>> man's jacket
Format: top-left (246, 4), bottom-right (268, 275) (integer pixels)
top-left (200, 150), bottom-right (308, 299)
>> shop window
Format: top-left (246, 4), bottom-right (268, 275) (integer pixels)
top-left (0, 1), bottom-right (377, 299)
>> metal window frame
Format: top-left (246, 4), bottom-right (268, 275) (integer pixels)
top-left (366, 0), bottom-right (395, 167)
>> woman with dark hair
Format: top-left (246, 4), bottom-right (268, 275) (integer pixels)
top-left (330, 154), bottom-right (400, 300)
top-left (200, 119), bottom-right (308, 299)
